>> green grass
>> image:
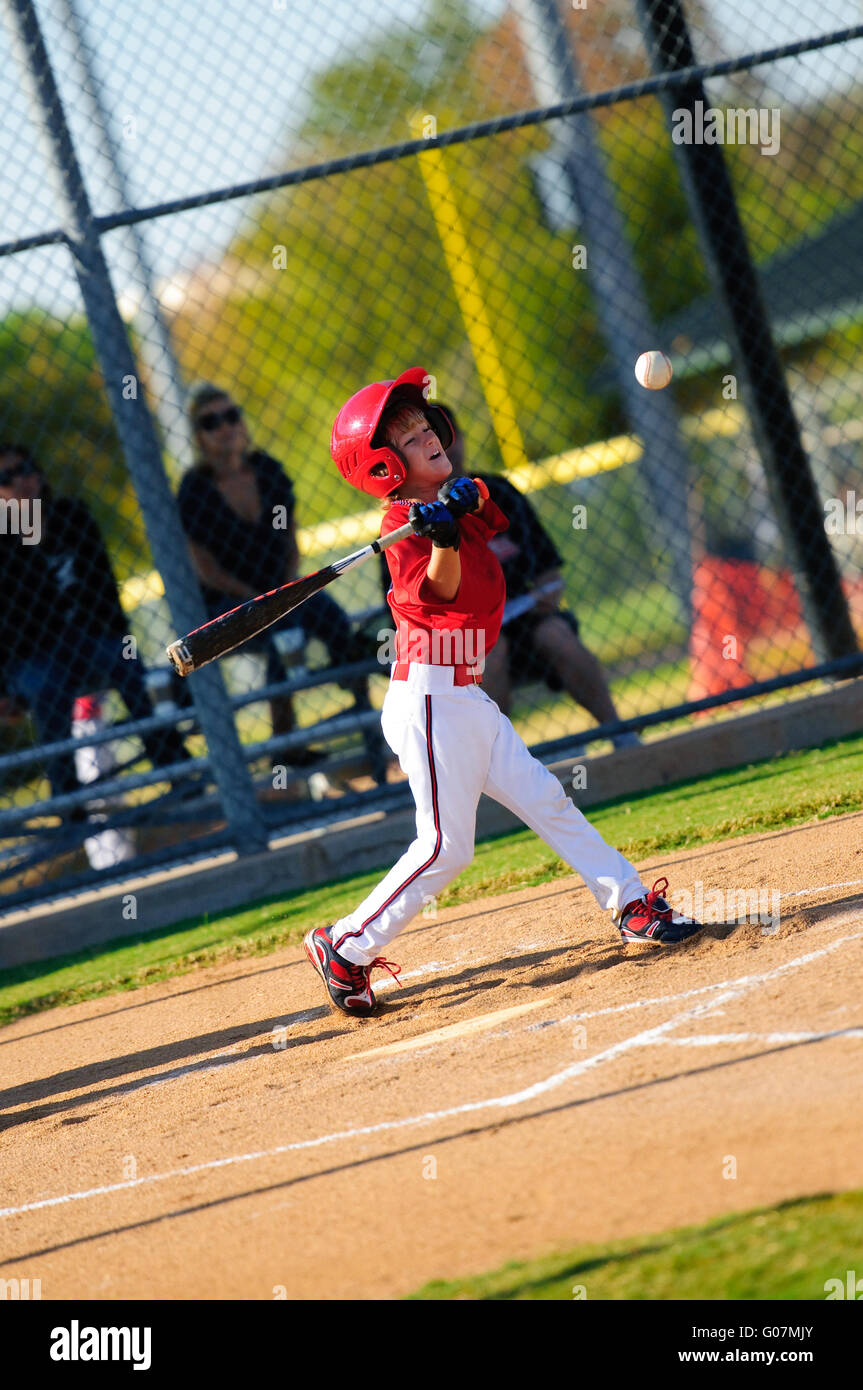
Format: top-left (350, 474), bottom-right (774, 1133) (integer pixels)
top-left (512, 656), bottom-right (692, 746)
top-left (405, 1190), bottom-right (863, 1300)
top-left (579, 579), bottom-right (685, 666)
top-left (1, 731), bottom-right (862, 1028)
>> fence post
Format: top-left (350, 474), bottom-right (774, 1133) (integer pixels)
top-left (3, 0), bottom-right (268, 853)
top-left (513, 0), bottom-right (695, 627)
top-left (635, 0), bottom-right (858, 662)
top-left (55, 0), bottom-right (193, 482)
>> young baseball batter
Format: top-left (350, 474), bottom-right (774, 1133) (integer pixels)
top-left (305, 367), bottom-right (703, 1016)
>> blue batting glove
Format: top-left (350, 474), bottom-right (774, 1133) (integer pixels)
top-left (437, 476), bottom-right (480, 518)
top-left (408, 501), bottom-right (461, 550)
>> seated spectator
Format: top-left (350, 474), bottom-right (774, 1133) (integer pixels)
top-left (432, 408), bottom-right (639, 751)
top-left (0, 444), bottom-right (190, 807)
top-left (178, 385), bottom-right (384, 773)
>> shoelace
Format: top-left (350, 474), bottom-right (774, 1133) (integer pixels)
top-left (620, 877), bottom-right (675, 929)
top-left (369, 956), bottom-right (403, 988)
top-left (346, 956), bottom-right (403, 989)
top-left (644, 876), bottom-right (672, 919)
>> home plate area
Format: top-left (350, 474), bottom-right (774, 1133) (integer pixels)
top-left (1, 813), bottom-right (862, 1299)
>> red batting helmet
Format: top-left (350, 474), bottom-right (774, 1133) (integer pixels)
top-left (330, 366), bottom-right (455, 499)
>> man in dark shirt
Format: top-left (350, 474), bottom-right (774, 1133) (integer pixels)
top-left (0, 445), bottom-right (189, 801)
top-left (435, 410), bottom-right (638, 750)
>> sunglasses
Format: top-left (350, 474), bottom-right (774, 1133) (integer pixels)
top-left (0, 461), bottom-right (37, 486)
top-left (196, 406), bottom-right (242, 432)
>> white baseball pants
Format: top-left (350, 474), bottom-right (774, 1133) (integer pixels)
top-left (333, 665), bottom-right (646, 966)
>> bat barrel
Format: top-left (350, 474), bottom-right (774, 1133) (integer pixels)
top-left (164, 518), bottom-right (416, 677)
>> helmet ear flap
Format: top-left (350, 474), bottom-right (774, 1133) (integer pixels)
top-left (386, 442), bottom-right (408, 473)
top-left (362, 444), bottom-right (407, 496)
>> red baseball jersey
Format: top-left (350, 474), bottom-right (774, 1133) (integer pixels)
top-left (381, 496), bottom-right (509, 665)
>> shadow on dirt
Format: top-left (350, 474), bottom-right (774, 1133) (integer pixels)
top-left (0, 1007), bottom-right (344, 1128)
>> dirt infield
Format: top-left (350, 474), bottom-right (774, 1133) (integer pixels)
top-left (2, 811), bottom-right (862, 1300)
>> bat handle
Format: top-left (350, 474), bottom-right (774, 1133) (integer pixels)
top-left (373, 519), bottom-right (415, 553)
top-left (373, 493), bottom-right (483, 554)
top-left (166, 639), bottom-right (195, 676)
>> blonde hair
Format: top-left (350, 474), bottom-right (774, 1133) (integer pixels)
top-left (382, 403), bottom-right (427, 446)
top-left (377, 404), bottom-right (429, 509)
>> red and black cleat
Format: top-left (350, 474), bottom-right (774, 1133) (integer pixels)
top-left (304, 925), bottom-right (401, 1016)
top-left (617, 876), bottom-right (703, 946)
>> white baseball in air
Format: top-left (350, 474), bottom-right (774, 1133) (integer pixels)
top-left (634, 350), bottom-right (673, 390)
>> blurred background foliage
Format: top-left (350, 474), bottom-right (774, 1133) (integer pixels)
top-left (0, 0), bottom-right (861, 587)
top-left (0, 0), bottom-right (861, 885)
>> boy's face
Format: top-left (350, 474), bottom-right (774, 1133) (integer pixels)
top-left (389, 415), bottom-right (452, 500)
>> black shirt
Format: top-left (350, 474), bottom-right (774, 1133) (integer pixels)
top-left (0, 495), bottom-right (127, 667)
top-left (476, 474), bottom-right (562, 599)
top-left (177, 450), bottom-right (295, 601)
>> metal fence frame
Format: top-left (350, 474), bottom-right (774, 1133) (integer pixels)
top-left (1, 0), bottom-right (861, 911)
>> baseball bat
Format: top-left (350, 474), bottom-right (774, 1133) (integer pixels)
top-left (166, 519), bottom-right (415, 676)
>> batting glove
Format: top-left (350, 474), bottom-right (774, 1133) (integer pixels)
top-left (437, 475), bottom-right (483, 518)
top-left (408, 500), bottom-right (461, 550)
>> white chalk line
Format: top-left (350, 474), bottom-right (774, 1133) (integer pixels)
top-left (380, 878), bottom-right (863, 1010)
top-left (649, 1029), bottom-right (863, 1047)
top-left (3, 918), bottom-right (860, 1224)
top-left (3, 874), bottom-right (860, 1218)
top-left (374, 880), bottom-right (863, 1003)
top-left (537, 923), bottom-right (863, 1028)
top-left (780, 877), bottom-right (863, 899)
top-left (472, 1022), bottom-right (863, 1050)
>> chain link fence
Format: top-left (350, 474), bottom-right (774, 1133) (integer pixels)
top-left (1, 0), bottom-right (861, 909)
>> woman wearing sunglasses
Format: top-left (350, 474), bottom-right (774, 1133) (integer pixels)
top-left (178, 385), bottom-right (382, 773)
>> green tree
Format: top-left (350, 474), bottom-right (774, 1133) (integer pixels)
top-left (0, 310), bottom-right (147, 578)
